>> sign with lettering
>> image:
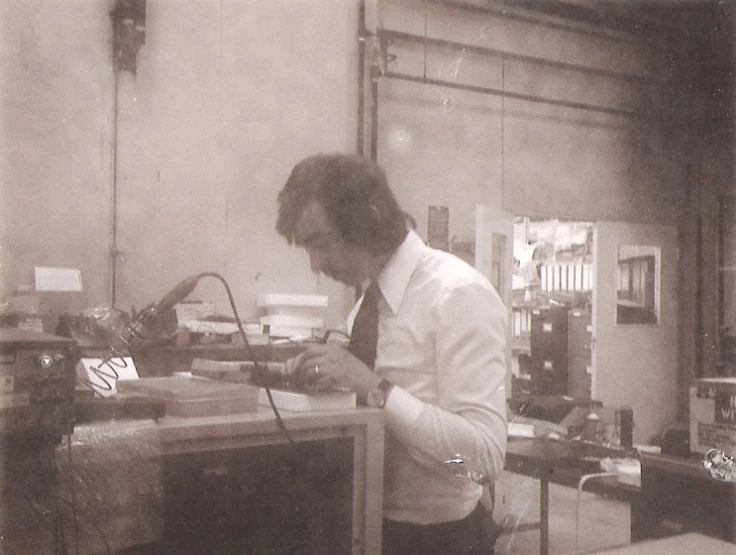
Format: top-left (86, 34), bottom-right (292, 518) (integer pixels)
top-left (428, 206), bottom-right (449, 252)
top-left (716, 391), bottom-right (736, 424)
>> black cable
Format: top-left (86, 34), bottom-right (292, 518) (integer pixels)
top-left (56, 451), bottom-right (115, 554)
top-left (50, 446), bottom-right (68, 555)
top-left (66, 434), bottom-right (81, 555)
top-left (18, 485), bottom-right (67, 554)
top-left (197, 272), bottom-right (294, 444)
top-left (317, 329), bottom-right (350, 344)
top-left (4, 439), bottom-right (110, 555)
top-left (51, 492), bottom-right (112, 555)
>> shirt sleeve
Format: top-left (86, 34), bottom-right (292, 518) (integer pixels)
top-left (383, 280), bottom-right (508, 483)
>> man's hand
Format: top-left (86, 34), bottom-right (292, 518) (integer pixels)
top-left (289, 344), bottom-right (383, 396)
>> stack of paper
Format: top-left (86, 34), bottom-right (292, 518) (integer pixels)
top-left (258, 388), bottom-right (355, 412)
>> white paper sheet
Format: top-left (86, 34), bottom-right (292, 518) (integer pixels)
top-left (34, 267), bottom-right (83, 292)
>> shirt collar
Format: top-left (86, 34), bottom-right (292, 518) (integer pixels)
top-left (374, 230), bottom-right (426, 315)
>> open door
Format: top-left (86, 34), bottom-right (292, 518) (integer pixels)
top-left (593, 222), bottom-right (679, 445)
top-left (476, 204), bottom-right (514, 397)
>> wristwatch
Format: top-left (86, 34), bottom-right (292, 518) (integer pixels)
top-left (365, 379), bottom-right (394, 409)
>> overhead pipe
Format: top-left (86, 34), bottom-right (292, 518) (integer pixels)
top-left (379, 29), bottom-right (666, 87)
top-left (420, 0), bottom-right (671, 44)
top-left (370, 56), bottom-right (379, 161)
top-left (110, 72), bottom-right (120, 307)
top-left (357, 0), bottom-right (366, 155)
top-left (357, 0), bottom-right (380, 161)
top-left (380, 69), bottom-right (649, 120)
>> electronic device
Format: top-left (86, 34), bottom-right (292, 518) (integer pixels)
top-left (0, 328), bottom-right (78, 437)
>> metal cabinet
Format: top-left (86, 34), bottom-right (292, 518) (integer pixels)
top-left (568, 308), bottom-right (592, 399)
top-left (529, 306), bottom-right (569, 394)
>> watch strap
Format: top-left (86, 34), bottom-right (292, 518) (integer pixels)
top-left (363, 378), bottom-right (394, 408)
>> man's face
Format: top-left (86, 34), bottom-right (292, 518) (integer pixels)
top-left (293, 200), bottom-right (371, 286)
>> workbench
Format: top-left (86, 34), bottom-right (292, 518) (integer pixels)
top-left (0, 406), bottom-right (384, 554)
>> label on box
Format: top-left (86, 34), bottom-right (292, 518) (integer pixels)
top-left (690, 378), bottom-right (736, 453)
top-left (715, 391), bottom-right (736, 424)
top-left (698, 422), bottom-right (736, 448)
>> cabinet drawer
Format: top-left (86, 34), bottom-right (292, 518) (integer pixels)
top-left (568, 355), bottom-right (592, 399)
top-left (568, 310), bottom-right (592, 358)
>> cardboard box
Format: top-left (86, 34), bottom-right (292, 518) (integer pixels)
top-left (689, 377), bottom-right (736, 454)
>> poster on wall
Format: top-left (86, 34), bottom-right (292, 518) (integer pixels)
top-left (428, 206), bottom-right (449, 251)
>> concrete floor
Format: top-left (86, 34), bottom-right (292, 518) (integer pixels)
top-left (493, 471), bottom-right (631, 555)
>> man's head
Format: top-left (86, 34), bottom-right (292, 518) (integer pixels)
top-left (276, 154), bottom-right (409, 285)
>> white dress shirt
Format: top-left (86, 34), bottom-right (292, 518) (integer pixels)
top-left (348, 230), bottom-right (508, 525)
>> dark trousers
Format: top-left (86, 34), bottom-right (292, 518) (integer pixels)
top-left (382, 502), bottom-right (499, 555)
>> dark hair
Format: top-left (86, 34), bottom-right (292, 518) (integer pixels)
top-left (276, 154), bottom-right (411, 255)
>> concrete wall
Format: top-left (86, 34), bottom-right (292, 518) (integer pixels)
top-left (112, 0), bottom-right (360, 327)
top-left (374, 0), bottom-right (686, 249)
top-left (1, 0), bottom-right (361, 329)
top-left (1, 0), bottom-right (114, 307)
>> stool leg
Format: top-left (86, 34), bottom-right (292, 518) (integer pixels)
top-left (540, 477), bottom-right (549, 555)
top-left (575, 472), bottom-right (618, 552)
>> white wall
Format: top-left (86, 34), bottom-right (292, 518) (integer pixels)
top-left (113, 0), bottom-right (360, 327)
top-left (1, 0), bottom-right (362, 329)
top-left (374, 0), bottom-right (687, 245)
top-left (1, 0), bottom-right (114, 306)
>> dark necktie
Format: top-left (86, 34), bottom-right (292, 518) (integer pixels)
top-left (348, 281), bottom-right (381, 369)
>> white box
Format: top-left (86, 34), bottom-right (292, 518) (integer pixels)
top-left (259, 314), bottom-right (324, 329)
top-left (689, 377), bottom-right (736, 454)
top-left (258, 388), bottom-right (355, 412)
top-left (257, 294), bottom-right (328, 318)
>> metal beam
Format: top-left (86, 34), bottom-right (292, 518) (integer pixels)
top-left (381, 70), bottom-right (649, 119)
top-left (379, 29), bottom-right (666, 87)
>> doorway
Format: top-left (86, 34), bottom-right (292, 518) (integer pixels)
top-left (508, 217), bottom-right (680, 445)
top-left (510, 217), bottom-right (595, 400)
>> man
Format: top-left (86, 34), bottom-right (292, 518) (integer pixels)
top-left (276, 153), bottom-right (507, 554)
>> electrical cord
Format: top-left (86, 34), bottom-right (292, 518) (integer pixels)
top-left (51, 490), bottom-right (112, 555)
top-left (86, 272), bottom-right (294, 443)
top-left (317, 328), bottom-right (350, 343)
top-left (50, 446), bottom-right (68, 555)
top-left (189, 273), bottom-right (294, 444)
top-left (66, 434), bottom-right (81, 555)
top-left (11, 442), bottom-right (71, 555)
top-left (17, 485), bottom-right (69, 554)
